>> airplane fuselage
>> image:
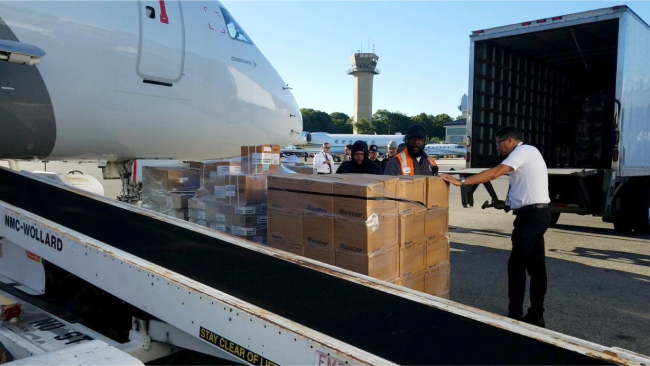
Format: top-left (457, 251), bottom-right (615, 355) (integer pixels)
top-left (0, 1), bottom-right (301, 162)
top-left (290, 131), bottom-right (404, 154)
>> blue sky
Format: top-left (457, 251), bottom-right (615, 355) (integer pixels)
top-left (223, 1), bottom-right (650, 118)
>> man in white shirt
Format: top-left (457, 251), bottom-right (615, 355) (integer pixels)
top-left (314, 143), bottom-right (333, 174)
top-left (441, 127), bottom-right (551, 328)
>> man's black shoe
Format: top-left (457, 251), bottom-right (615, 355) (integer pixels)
top-left (521, 313), bottom-right (546, 328)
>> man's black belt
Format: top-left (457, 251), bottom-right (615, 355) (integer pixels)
top-left (513, 203), bottom-right (549, 215)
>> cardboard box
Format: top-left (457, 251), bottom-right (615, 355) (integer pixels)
top-left (208, 221), bottom-right (227, 232)
top-left (268, 174), bottom-right (336, 213)
top-left (189, 205), bottom-right (226, 223)
top-left (241, 145), bottom-right (281, 174)
top-left (437, 291), bottom-right (450, 300)
top-left (269, 237), bottom-right (304, 256)
top-left (334, 213), bottom-right (398, 254)
top-left (268, 208), bottom-right (302, 244)
top-left (425, 207), bottom-right (449, 240)
top-left (241, 145), bottom-right (281, 160)
top-left (142, 166), bottom-right (201, 192)
top-left (400, 270), bottom-right (426, 292)
top-left (343, 174), bottom-right (399, 200)
top-left (399, 209), bottom-right (426, 246)
top-left (267, 190), bottom-right (303, 212)
top-left (190, 160), bottom-right (242, 184)
top-left (425, 176), bottom-right (450, 209)
top-left (397, 176), bottom-right (427, 212)
top-left (333, 176), bottom-right (398, 218)
top-left (335, 245), bottom-right (399, 281)
top-left (229, 224), bottom-right (266, 236)
top-left (400, 240), bottom-right (426, 276)
top-left (170, 209), bottom-right (189, 220)
top-left (304, 245), bottom-right (335, 265)
top-left (426, 236), bottom-right (450, 269)
top-left (214, 174), bottom-right (267, 205)
top-left (220, 202), bottom-right (266, 216)
top-left (303, 213), bottom-right (335, 250)
top-left (424, 262), bottom-right (451, 297)
top-left (226, 213), bottom-right (267, 226)
top-left (301, 178), bottom-right (335, 214)
top-left (334, 197), bottom-right (386, 220)
top-left (166, 192), bottom-right (195, 209)
top-left (188, 195), bottom-right (218, 210)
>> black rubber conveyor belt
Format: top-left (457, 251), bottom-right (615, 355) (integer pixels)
top-left (0, 168), bottom-right (610, 365)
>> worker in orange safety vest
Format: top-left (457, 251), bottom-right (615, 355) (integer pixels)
top-left (383, 124), bottom-right (439, 176)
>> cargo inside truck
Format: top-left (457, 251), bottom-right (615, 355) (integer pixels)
top-left (470, 19), bottom-right (620, 170)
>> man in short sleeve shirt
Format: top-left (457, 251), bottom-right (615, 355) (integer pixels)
top-left (441, 127), bottom-right (551, 327)
top-left (314, 143), bottom-right (333, 174)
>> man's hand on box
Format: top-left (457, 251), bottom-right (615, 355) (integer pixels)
top-left (441, 174), bottom-right (462, 186)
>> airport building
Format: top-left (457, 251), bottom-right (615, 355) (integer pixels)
top-left (444, 118), bottom-right (467, 145)
top-left (444, 94), bottom-right (468, 145)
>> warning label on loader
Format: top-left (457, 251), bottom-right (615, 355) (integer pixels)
top-left (200, 326), bottom-right (279, 366)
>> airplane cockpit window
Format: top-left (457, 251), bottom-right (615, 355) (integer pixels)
top-left (221, 7), bottom-right (253, 45)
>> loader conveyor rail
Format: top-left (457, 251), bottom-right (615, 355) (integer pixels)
top-left (0, 167), bottom-right (622, 365)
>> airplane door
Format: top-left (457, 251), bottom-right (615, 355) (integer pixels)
top-left (137, 0), bottom-right (185, 84)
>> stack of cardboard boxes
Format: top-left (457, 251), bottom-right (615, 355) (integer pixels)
top-left (266, 174), bottom-right (451, 298)
top-left (394, 176), bottom-right (451, 299)
top-left (141, 165), bottom-right (201, 221)
top-left (184, 145), bottom-right (280, 244)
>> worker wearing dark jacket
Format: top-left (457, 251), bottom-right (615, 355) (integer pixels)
top-left (384, 125), bottom-right (439, 176)
top-left (336, 140), bottom-right (383, 175)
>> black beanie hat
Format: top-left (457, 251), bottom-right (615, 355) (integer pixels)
top-left (352, 140), bottom-right (369, 160)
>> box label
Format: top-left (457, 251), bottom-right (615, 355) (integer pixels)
top-left (224, 185), bottom-right (236, 197)
top-left (251, 153), bottom-right (273, 165)
top-left (217, 166), bottom-right (241, 176)
top-left (214, 186), bottom-right (225, 198)
top-left (231, 226), bottom-right (258, 236)
top-left (235, 206), bottom-right (256, 215)
top-left (209, 222), bottom-right (226, 231)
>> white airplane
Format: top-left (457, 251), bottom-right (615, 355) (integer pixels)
top-left (287, 131), bottom-right (404, 159)
top-left (424, 143), bottom-right (467, 157)
top-left (0, 1), bottom-right (301, 200)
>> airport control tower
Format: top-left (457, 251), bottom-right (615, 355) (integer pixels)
top-left (347, 52), bottom-right (380, 134)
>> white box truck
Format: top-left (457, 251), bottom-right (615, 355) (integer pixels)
top-left (464, 5), bottom-right (650, 233)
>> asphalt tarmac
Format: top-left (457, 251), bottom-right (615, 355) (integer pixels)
top-left (6, 159), bottom-right (650, 356)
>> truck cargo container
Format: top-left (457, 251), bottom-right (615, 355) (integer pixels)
top-left (464, 5), bottom-right (650, 233)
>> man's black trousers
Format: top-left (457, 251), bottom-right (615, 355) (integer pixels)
top-left (508, 207), bottom-right (551, 318)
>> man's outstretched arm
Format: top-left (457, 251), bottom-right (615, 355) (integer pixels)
top-left (441, 164), bottom-right (513, 186)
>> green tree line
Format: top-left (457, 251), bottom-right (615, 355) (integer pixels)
top-left (301, 108), bottom-right (461, 142)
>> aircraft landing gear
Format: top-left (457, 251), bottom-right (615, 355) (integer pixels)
top-left (102, 161), bottom-right (141, 204)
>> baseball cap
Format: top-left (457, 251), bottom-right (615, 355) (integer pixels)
top-left (369, 144), bottom-right (378, 152)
